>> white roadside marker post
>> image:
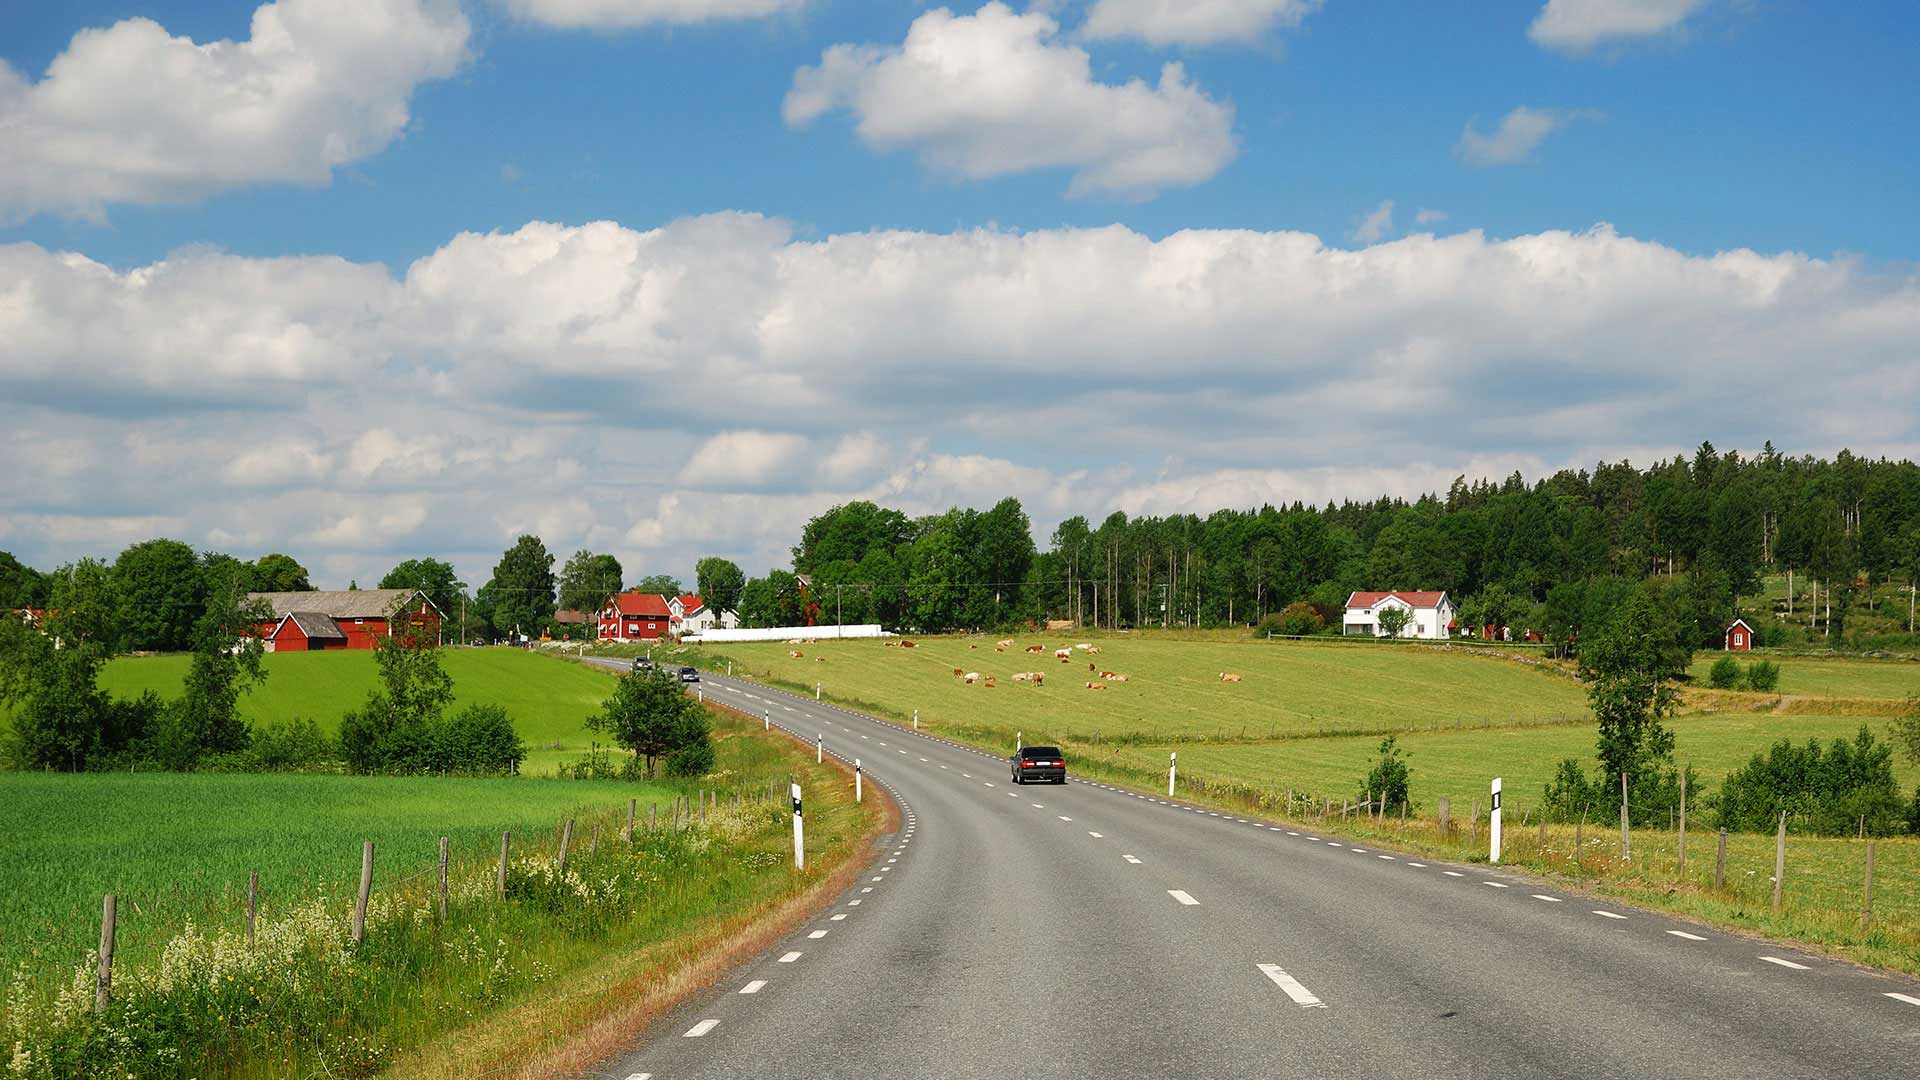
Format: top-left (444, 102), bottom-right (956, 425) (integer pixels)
top-left (791, 783), bottom-right (805, 870)
top-left (914, 709), bottom-right (919, 731)
top-left (698, 688), bottom-right (703, 704)
top-left (1490, 777), bottom-right (1503, 864)
top-left (1169, 751), bottom-right (1177, 797)
top-left (855, 759), bottom-right (862, 803)
top-left (816, 682), bottom-right (821, 701)
top-left (817, 733), bottom-right (823, 764)
top-left (1017, 731), bottom-right (1022, 753)
top-left (728, 661), bottom-right (733, 677)
top-left (764, 709), bottom-right (770, 731)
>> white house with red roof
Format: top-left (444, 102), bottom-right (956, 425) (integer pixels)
top-left (599, 591), bottom-right (673, 641)
top-left (668, 593), bottom-right (737, 636)
top-left (1343, 591), bottom-right (1455, 640)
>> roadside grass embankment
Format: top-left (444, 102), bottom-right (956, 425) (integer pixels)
top-left (0, 704), bottom-right (882, 1080)
top-left (653, 632), bottom-right (1920, 975)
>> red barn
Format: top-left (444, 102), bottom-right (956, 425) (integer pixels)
top-left (599, 591), bottom-right (672, 641)
top-left (1725, 618), bottom-right (1755, 652)
top-left (251, 589), bottom-right (443, 652)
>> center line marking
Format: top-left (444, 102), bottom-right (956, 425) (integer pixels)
top-left (1484, 881), bottom-right (1509, 888)
top-left (1168, 890), bottom-right (1199, 906)
top-left (861, 887), bottom-right (873, 893)
top-left (740, 980), bottom-right (767, 994)
top-left (1058, 815), bottom-right (1073, 821)
top-left (1531, 894), bottom-right (1561, 902)
top-left (1759, 956), bottom-right (1808, 969)
top-left (1123, 854), bottom-right (1142, 864)
top-left (1031, 803), bottom-right (1045, 809)
top-left (808, 929), bottom-right (829, 939)
top-left (1377, 855), bottom-right (1395, 860)
top-left (1666, 930), bottom-right (1705, 940)
top-left (1257, 964), bottom-right (1327, 1008)
top-left (1593, 910), bottom-right (1627, 920)
top-left (847, 899), bottom-right (862, 906)
top-left (1407, 862), bottom-right (1427, 868)
top-left (685, 1019), bottom-right (720, 1037)
top-left (1089, 831), bottom-right (1103, 837)
top-left (1885, 993), bottom-right (1920, 1007)
top-left (1443, 871), bottom-right (1464, 877)
top-left (831, 913), bottom-right (848, 921)
top-left (1350, 848), bottom-right (1366, 853)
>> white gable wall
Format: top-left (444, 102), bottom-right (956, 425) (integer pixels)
top-left (1342, 596), bottom-right (1454, 639)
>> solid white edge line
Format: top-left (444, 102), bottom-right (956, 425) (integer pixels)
top-left (1257, 963), bottom-right (1327, 1008)
top-left (685, 1019), bottom-right (719, 1037)
top-left (1886, 992), bottom-right (1920, 1006)
top-left (1759, 956), bottom-right (1808, 969)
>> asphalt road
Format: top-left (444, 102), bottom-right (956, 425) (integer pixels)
top-left (586, 660), bottom-right (1920, 1079)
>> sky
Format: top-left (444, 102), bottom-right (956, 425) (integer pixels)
top-left (2, 0), bottom-right (1917, 590)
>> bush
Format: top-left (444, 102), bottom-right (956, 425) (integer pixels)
top-left (1277, 601), bottom-right (1325, 637)
top-left (200, 716), bottom-right (335, 772)
top-left (1744, 660), bottom-right (1780, 692)
top-left (665, 740), bottom-right (717, 777)
top-left (1541, 757), bottom-right (1696, 825)
top-left (339, 697), bottom-right (526, 776)
top-left (1254, 612), bottom-right (1287, 636)
top-left (432, 704), bottom-right (527, 775)
top-left (1715, 727), bottom-right (1907, 835)
top-left (1359, 736), bottom-right (1411, 810)
top-left (1708, 656), bottom-right (1742, 689)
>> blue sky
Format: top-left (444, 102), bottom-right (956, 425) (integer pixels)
top-left (2, 1), bottom-right (1918, 588)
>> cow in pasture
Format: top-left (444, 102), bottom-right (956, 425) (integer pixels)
top-left (953, 667), bottom-right (965, 676)
top-left (1086, 681), bottom-right (1108, 690)
top-left (789, 650), bottom-right (803, 659)
top-left (1026, 645), bottom-right (1046, 653)
top-left (1055, 648), bottom-right (1072, 659)
top-left (964, 671), bottom-right (981, 684)
top-left (1109, 673), bottom-right (1128, 682)
top-left (1085, 646), bottom-right (1101, 655)
top-left (900, 640), bottom-right (917, 648)
top-left (1219, 672), bottom-right (1242, 682)
top-left (997, 639), bottom-right (1016, 648)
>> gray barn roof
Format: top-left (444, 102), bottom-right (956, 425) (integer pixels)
top-left (248, 589), bottom-right (432, 620)
top-left (286, 612), bottom-right (346, 640)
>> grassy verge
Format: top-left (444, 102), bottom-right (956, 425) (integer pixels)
top-left (0, 704), bottom-right (883, 1079)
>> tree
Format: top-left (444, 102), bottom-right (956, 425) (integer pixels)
top-left (558, 550), bottom-right (625, 614)
top-left (484, 536), bottom-right (556, 639)
top-left (586, 667), bottom-right (702, 778)
top-left (157, 575), bottom-right (271, 766)
top-left (112, 538), bottom-right (206, 651)
top-left (737, 576), bottom-right (779, 628)
top-left (1361, 736), bottom-right (1413, 810)
top-left (338, 628), bottom-right (456, 774)
top-left (1578, 591), bottom-right (1685, 787)
top-left (0, 551), bottom-right (47, 610)
top-left (632, 573), bottom-right (683, 597)
top-left (1376, 605), bottom-right (1413, 639)
top-left (1, 560), bottom-right (151, 770)
top-left (695, 556), bottom-right (747, 613)
top-left (1276, 601), bottom-right (1324, 637)
top-left (379, 558), bottom-right (465, 623)
top-left (249, 553), bottom-right (313, 593)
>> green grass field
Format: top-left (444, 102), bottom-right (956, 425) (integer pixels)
top-left (686, 634), bottom-right (1591, 742)
top-left (83, 646), bottom-right (618, 772)
top-left (1685, 652), bottom-right (1920, 699)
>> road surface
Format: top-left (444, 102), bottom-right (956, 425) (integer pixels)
top-left (586, 660), bottom-right (1920, 1079)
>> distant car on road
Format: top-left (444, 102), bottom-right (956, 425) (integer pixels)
top-left (679, 665), bottom-right (700, 683)
top-left (1011, 746), bottom-right (1066, 784)
top-left (632, 656), bottom-right (654, 673)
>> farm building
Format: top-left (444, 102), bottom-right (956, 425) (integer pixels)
top-left (1342, 591), bottom-right (1455, 640)
top-left (1725, 618), bottom-right (1755, 651)
top-left (669, 594), bottom-right (738, 636)
top-left (250, 589), bottom-right (443, 651)
top-left (599, 591), bottom-right (673, 641)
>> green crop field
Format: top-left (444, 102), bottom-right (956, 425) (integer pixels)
top-left (686, 634), bottom-right (1591, 741)
top-left (1685, 652), bottom-right (1920, 700)
top-left (82, 646), bottom-right (620, 772)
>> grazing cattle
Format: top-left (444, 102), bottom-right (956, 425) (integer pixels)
top-left (1085, 681), bottom-right (1108, 690)
top-left (900, 640), bottom-right (917, 648)
top-left (815, 656), bottom-right (826, 663)
top-left (1085, 646), bottom-right (1101, 655)
top-left (1109, 673), bottom-right (1128, 683)
top-left (963, 671), bottom-right (981, 684)
top-left (997, 639), bottom-right (1016, 648)
top-left (1219, 672), bottom-right (1242, 682)
top-left (969, 644), bottom-right (977, 649)
top-left (789, 650), bottom-right (803, 659)
top-left (1026, 644), bottom-right (1045, 653)
top-left (1089, 661), bottom-right (1097, 672)
top-left (885, 642), bottom-right (898, 648)
top-left (1031, 672), bottom-right (1043, 686)
top-left (1099, 670), bottom-right (1118, 678)
top-left (1055, 648), bottom-right (1072, 659)
top-left (1011, 671), bottom-right (1031, 682)
top-left (786, 638), bottom-right (803, 645)
top-left (953, 667), bottom-right (965, 676)
top-left (1074, 643), bottom-right (1093, 651)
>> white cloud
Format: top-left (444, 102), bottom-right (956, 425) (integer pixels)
top-left (1415, 208), bottom-right (1448, 225)
top-left (783, 3), bottom-right (1237, 198)
top-left (4, 214), bottom-right (1918, 588)
top-left (1454, 106), bottom-right (1588, 166)
top-left (1351, 200), bottom-right (1394, 244)
top-left (1528, 0), bottom-right (1709, 52)
top-left (0, 0), bottom-right (470, 222)
top-left (1081, 0), bottom-right (1322, 47)
top-left (503, 0), bottom-right (807, 29)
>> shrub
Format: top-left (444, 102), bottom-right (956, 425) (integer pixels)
top-left (432, 704), bottom-right (527, 775)
top-left (1715, 727), bottom-right (1907, 835)
top-left (1254, 612), bottom-right (1287, 636)
top-left (1744, 660), bottom-right (1780, 692)
top-left (1708, 656), bottom-right (1742, 689)
top-left (339, 697), bottom-right (526, 776)
top-left (665, 740), bottom-right (717, 777)
top-left (1277, 601), bottom-right (1325, 637)
top-left (1359, 736), bottom-right (1411, 810)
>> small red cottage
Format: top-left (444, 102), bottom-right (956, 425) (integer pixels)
top-left (599, 591), bottom-right (673, 641)
top-left (250, 589), bottom-right (443, 651)
top-left (1725, 618), bottom-right (1755, 652)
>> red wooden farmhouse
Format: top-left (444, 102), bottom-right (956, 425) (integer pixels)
top-left (250, 589), bottom-right (443, 651)
top-left (599, 591), bottom-right (673, 641)
top-left (1724, 618), bottom-right (1755, 652)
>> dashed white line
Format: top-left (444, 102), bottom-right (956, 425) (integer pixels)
top-left (685, 1019), bottom-right (720, 1037)
top-left (1377, 855), bottom-right (1395, 860)
top-left (1123, 854), bottom-right (1142, 864)
top-left (1759, 956), bottom-right (1808, 970)
top-left (740, 980), bottom-right (767, 994)
top-left (831, 913), bottom-right (848, 921)
top-left (1484, 881), bottom-right (1510, 889)
top-left (1089, 831), bottom-right (1103, 838)
top-left (808, 930), bottom-right (829, 939)
top-left (1531, 894), bottom-right (1561, 902)
top-left (1593, 910), bottom-right (1627, 920)
top-left (1443, 871), bottom-right (1464, 877)
top-left (1257, 964), bottom-right (1327, 1008)
top-left (870, 877), bottom-right (884, 882)
top-left (1031, 803), bottom-right (1045, 809)
top-left (1666, 930), bottom-right (1705, 941)
top-left (1886, 993), bottom-right (1920, 1007)
top-left (1407, 862), bottom-right (1427, 868)
top-left (1350, 848), bottom-right (1367, 853)
top-left (1058, 815), bottom-right (1073, 821)
top-left (847, 899), bottom-right (862, 906)
top-left (1168, 890), bottom-right (1200, 906)
top-left (861, 887), bottom-right (873, 893)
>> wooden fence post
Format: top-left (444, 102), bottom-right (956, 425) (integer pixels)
top-left (1575, 808), bottom-right (1585, 871)
top-left (95, 893), bottom-right (116, 1013)
top-left (1536, 812), bottom-right (1546, 854)
top-left (626, 798), bottom-right (636, 843)
top-left (352, 841), bottom-right (373, 946)
top-left (498, 831), bottom-right (511, 900)
top-left (1715, 828), bottom-right (1726, 890)
top-left (246, 871), bottom-right (258, 947)
top-left (1677, 771), bottom-right (1687, 875)
top-left (1772, 811), bottom-right (1786, 913)
top-left (558, 818), bottom-right (574, 877)
top-left (437, 836), bottom-right (449, 923)
top-left (1863, 840), bottom-right (1875, 929)
top-left (1619, 772), bottom-right (1630, 863)
top-left (1471, 798), bottom-right (1480, 845)
top-left (1439, 797), bottom-right (1451, 835)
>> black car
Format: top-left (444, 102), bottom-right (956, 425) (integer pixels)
top-left (1011, 746), bottom-right (1066, 784)
top-left (631, 656), bottom-right (654, 673)
top-left (679, 665), bottom-right (700, 683)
